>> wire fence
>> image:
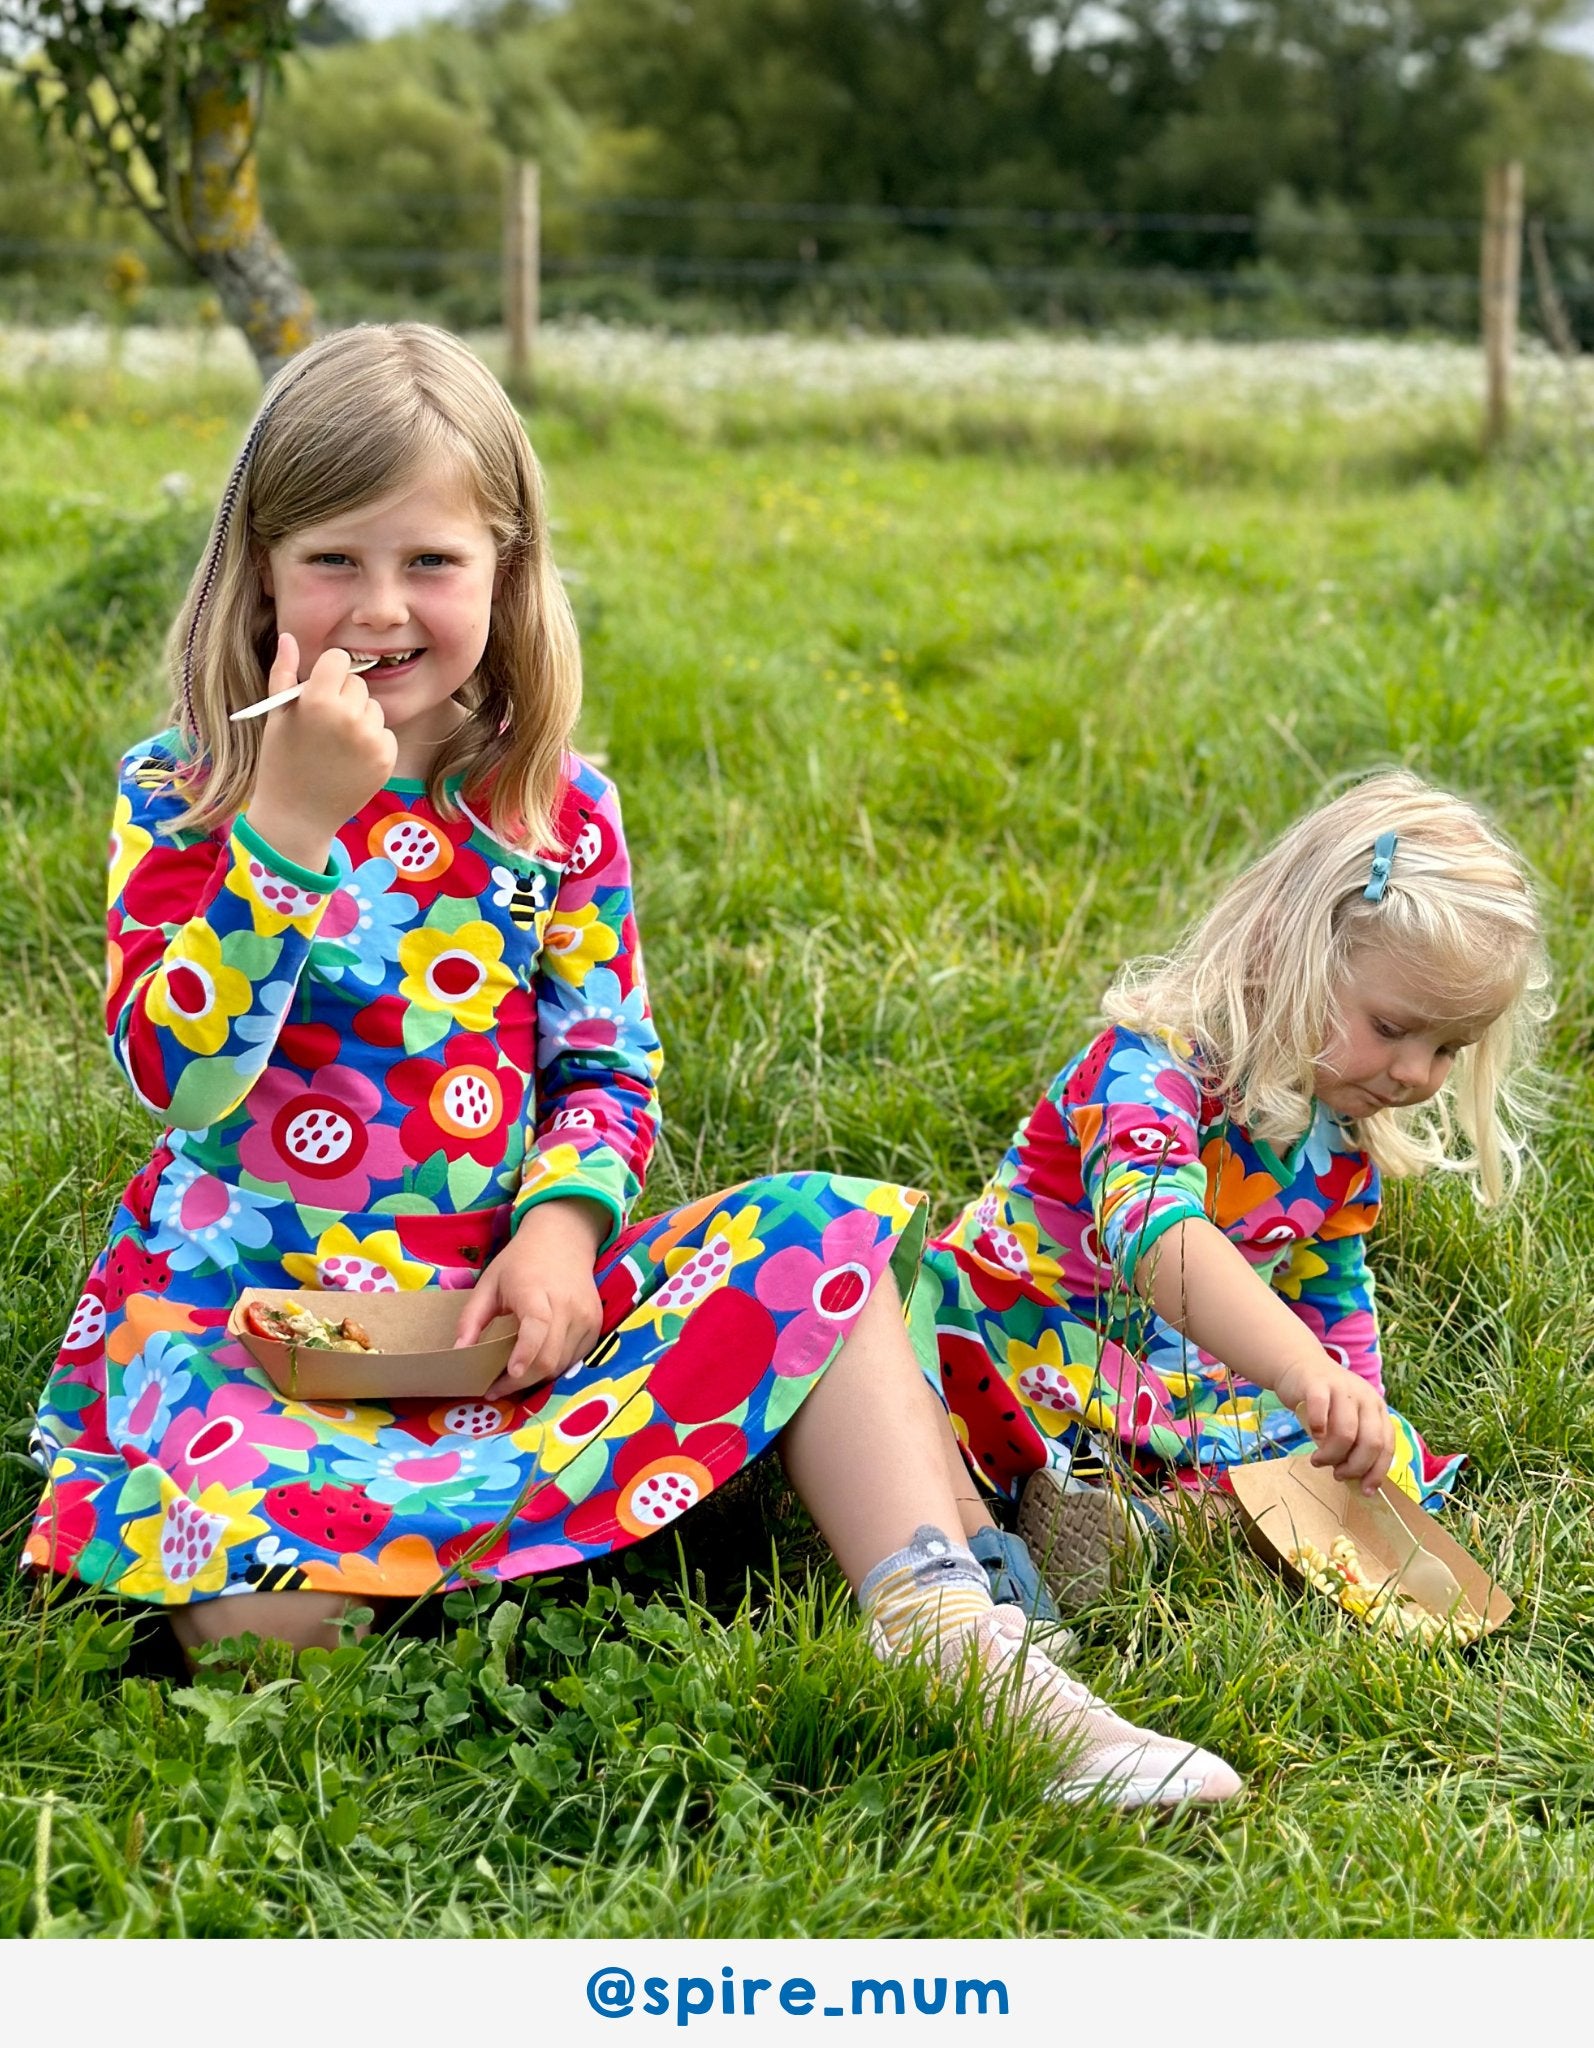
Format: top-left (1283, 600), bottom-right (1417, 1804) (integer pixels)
top-left (3, 186), bottom-right (1589, 342)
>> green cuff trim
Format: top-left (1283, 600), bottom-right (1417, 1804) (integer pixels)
top-left (1105, 1196), bottom-right (1208, 1283)
top-left (511, 1180), bottom-right (626, 1255)
top-left (233, 817), bottom-right (341, 895)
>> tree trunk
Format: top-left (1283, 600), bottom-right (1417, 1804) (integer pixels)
top-left (184, 4), bottom-right (317, 379)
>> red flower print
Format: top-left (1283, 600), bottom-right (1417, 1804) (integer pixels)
top-left (352, 993), bottom-right (409, 1050)
top-left (563, 1421), bottom-right (748, 1548)
top-left (120, 840), bottom-right (221, 927)
top-left (755, 1207), bottom-right (887, 1378)
top-left (1016, 1095), bottom-right (1085, 1205)
top-left (647, 1286), bottom-right (777, 1423)
top-left (29, 1476), bottom-right (102, 1571)
top-left (105, 908), bottom-right (166, 1033)
top-left (389, 1033), bottom-right (525, 1165)
top-left (236, 1059), bottom-right (407, 1207)
top-left (346, 794), bottom-right (489, 910)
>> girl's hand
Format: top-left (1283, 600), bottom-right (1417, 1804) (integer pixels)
top-left (454, 1198), bottom-right (607, 1399)
top-left (1272, 1354), bottom-right (1395, 1495)
top-left (244, 633), bottom-right (398, 872)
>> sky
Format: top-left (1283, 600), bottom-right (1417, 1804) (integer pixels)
top-left (347, 0), bottom-right (1594, 54)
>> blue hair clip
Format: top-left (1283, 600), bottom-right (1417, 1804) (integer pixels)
top-left (1363, 831), bottom-right (1398, 903)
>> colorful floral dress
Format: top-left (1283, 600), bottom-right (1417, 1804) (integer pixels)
top-left (921, 1026), bottom-right (1462, 1512)
top-left (25, 733), bottom-right (928, 1607)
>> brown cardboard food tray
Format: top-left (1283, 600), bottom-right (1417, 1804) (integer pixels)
top-left (1229, 1455), bottom-right (1512, 1636)
top-left (229, 1287), bottom-right (516, 1401)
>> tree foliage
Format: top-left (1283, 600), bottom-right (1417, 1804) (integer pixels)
top-left (0, 1), bottom-right (314, 370)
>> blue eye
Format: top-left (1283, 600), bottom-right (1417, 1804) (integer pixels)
top-left (414, 553), bottom-right (451, 569)
top-left (310, 552), bottom-right (352, 567)
top-left (1372, 1019), bottom-right (1403, 1041)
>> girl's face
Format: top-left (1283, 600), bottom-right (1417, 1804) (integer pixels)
top-left (261, 469), bottom-right (500, 773)
top-left (1313, 944), bottom-right (1510, 1120)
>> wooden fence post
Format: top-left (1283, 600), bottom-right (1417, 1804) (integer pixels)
top-left (1481, 161), bottom-right (1523, 448)
top-left (503, 158), bottom-right (540, 397)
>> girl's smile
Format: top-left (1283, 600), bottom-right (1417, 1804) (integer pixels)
top-left (260, 470), bottom-right (500, 776)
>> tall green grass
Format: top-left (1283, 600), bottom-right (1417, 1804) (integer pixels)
top-left (3, 365), bottom-right (1593, 1936)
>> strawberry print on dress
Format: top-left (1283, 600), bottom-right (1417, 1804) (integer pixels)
top-left (921, 1026), bottom-right (1462, 1510)
top-left (26, 733), bottom-right (930, 1606)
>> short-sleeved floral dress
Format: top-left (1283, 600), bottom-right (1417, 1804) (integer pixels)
top-left (921, 1026), bottom-right (1461, 1511)
top-left (25, 733), bottom-right (928, 1606)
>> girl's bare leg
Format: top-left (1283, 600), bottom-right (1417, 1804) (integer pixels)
top-left (169, 1590), bottom-right (361, 1658)
top-left (778, 1274), bottom-right (996, 1586)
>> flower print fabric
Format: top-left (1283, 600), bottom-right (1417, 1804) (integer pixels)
top-left (922, 1025), bottom-right (1462, 1511)
top-left (26, 733), bottom-right (930, 1606)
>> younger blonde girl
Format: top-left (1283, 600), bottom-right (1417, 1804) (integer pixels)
top-left (922, 771), bottom-right (1548, 1607)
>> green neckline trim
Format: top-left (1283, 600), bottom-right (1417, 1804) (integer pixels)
top-left (1251, 1118), bottom-right (1315, 1187)
top-left (385, 774), bottom-right (465, 796)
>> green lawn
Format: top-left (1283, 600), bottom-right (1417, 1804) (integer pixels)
top-left (3, 353), bottom-right (1594, 1937)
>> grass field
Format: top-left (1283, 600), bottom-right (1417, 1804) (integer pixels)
top-left (3, 336), bottom-right (1594, 1938)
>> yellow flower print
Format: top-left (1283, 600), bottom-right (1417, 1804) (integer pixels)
top-left (513, 1143), bottom-right (583, 1212)
top-left (107, 793), bottom-right (152, 908)
top-left (223, 843), bottom-right (334, 938)
top-left (281, 1223), bottom-right (435, 1294)
top-left (1275, 1241), bottom-right (1329, 1301)
top-left (513, 1362), bottom-right (655, 1472)
top-left (280, 1397), bottom-right (388, 1445)
top-left (541, 902), bottom-right (621, 988)
top-left (144, 921), bottom-right (253, 1056)
top-left (120, 1479), bottom-right (270, 1605)
top-left (662, 1201), bottom-right (765, 1280)
top-left (1003, 1328), bottom-right (1098, 1439)
top-left (398, 921), bottom-right (514, 1033)
top-left (865, 1182), bottom-right (924, 1235)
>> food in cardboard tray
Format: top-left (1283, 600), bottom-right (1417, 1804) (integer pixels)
top-left (243, 1298), bottom-right (378, 1353)
top-left (1288, 1534), bottom-right (1484, 1645)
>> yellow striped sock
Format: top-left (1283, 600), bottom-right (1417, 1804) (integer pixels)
top-left (859, 1525), bottom-right (995, 1655)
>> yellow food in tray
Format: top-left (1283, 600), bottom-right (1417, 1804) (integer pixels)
top-left (243, 1298), bottom-right (379, 1354)
top-left (1288, 1534), bottom-right (1485, 1646)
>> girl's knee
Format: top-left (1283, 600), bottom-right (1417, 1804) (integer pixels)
top-left (169, 1590), bottom-right (360, 1657)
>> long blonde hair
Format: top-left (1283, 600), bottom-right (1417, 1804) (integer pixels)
top-left (163, 323), bottom-right (581, 851)
top-left (1103, 770), bottom-right (1550, 1203)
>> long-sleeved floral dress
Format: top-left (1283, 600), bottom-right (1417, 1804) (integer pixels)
top-left (921, 1026), bottom-right (1462, 1511)
top-left (25, 733), bottom-right (928, 1607)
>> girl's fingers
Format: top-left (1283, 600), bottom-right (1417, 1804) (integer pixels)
top-left (271, 631), bottom-right (300, 688)
top-left (453, 1287), bottom-right (497, 1349)
top-left (504, 1310), bottom-right (552, 1385)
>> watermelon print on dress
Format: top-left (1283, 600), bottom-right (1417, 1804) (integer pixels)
top-left (26, 734), bottom-right (930, 1607)
top-left (921, 1025), bottom-right (1462, 1511)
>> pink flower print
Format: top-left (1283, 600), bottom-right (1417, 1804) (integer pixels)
top-left (237, 1060), bottom-right (407, 1207)
top-left (1033, 1197), bottom-right (1113, 1294)
top-left (160, 1380), bottom-right (318, 1495)
top-left (755, 1207), bottom-right (888, 1378)
top-left (1091, 1342), bottom-right (1185, 1448)
top-left (1238, 1195), bottom-right (1323, 1267)
top-left (1288, 1301), bottom-right (1382, 1390)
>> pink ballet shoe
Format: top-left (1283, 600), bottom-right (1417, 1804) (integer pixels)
top-left (872, 1601), bottom-right (1243, 1811)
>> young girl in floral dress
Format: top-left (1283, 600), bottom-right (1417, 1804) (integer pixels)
top-left (23, 324), bottom-right (1240, 1810)
top-left (921, 773), bottom-right (1547, 1607)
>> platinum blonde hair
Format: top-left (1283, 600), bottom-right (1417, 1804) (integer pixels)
top-left (163, 323), bottom-right (582, 852)
top-left (1103, 770), bottom-right (1550, 1204)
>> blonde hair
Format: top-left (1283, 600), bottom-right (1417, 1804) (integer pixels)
top-left (163, 323), bottom-right (581, 851)
top-left (1103, 770), bottom-right (1550, 1203)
